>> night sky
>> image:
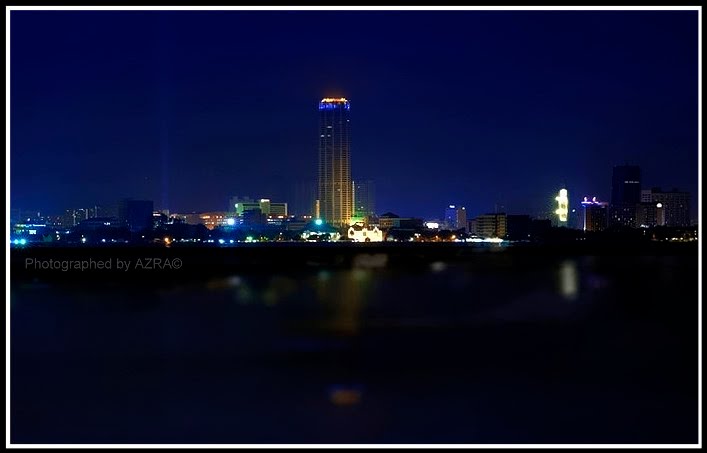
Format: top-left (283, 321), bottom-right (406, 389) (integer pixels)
top-left (10, 10), bottom-right (699, 221)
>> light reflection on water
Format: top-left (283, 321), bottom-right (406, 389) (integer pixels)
top-left (558, 259), bottom-right (579, 301)
top-left (10, 253), bottom-right (697, 443)
top-left (190, 257), bottom-right (602, 335)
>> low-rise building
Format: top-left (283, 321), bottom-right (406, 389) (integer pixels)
top-left (347, 224), bottom-right (383, 242)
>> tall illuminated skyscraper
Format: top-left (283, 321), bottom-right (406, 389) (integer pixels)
top-left (317, 97), bottom-right (352, 227)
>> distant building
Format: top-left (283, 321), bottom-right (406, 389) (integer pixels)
top-left (379, 212), bottom-right (400, 230)
top-left (230, 196), bottom-right (287, 218)
top-left (185, 211), bottom-right (229, 230)
top-left (118, 199), bottom-right (154, 232)
top-left (44, 215), bottom-right (65, 228)
top-left (318, 97), bottom-right (352, 227)
top-left (609, 165), bottom-right (641, 227)
top-left (636, 202), bottom-right (661, 228)
top-left (470, 213), bottom-right (507, 238)
top-left (644, 188), bottom-right (691, 227)
top-left (555, 189), bottom-right (569, 224)
top-left (12, 219), bottom-right (52, 243)
top-left (153, 211), bottom-right (168, 228)
top-left (75, 217), bottom-right (125, 231)
top-left (640, 189), bottom-right (653, 203)
top-left (242, 209), bottom-right (266, 226)
top-left (58, 206), bottom-right (102, 228)
top-left (347, 224), bottom-right (383, 242)
top-left (444, 205), bottom-right (467, 231)
top-left (611, 165), bottom-right (642, 205)
top-left (284, 216), bottom-right (312, 232)
top-left (379, 212), bottom-right (424, 230)
top-left (352, 180), bottom-right (376, 221)
top-left (580, 197), bottom-right (609, 232)
top-left (506, 215), bottom-right (531, 241)
top-left (62, 208), bottom-right (87, 228)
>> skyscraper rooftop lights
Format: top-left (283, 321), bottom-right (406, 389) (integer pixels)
top-left (319, 98), bottom-right (351, 110)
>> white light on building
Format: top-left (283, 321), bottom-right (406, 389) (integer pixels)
top-left (555, 188), bottom-right (569, 222)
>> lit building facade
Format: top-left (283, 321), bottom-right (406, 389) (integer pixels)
top-left (444, 205), bottom-right (467, 231)
top-left (229, 196), bottom-right (287, 225)
top-left (636, 202), bottom-right (663, 228)
top-left (644, 188), bottom-right (691, 227)
top-left (318, 98), bottom-right (352, 227)
top-left (555, 189), bottom-right (569, 223)
top-left (580, 197), bottom-right (609, 232)
top-left (470, 213), bottom-right (507, 238)
top-left (185, 212), bottom-right (229, 230)
top-left (347, 224), bottom-right (384, 242)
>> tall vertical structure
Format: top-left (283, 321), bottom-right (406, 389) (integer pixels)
top-left (352, 180), bottom-right (376, 219)
top-left (610, 164), bottom-right (641, 227)
top-left (318, 98), bottom-right (352, 227)
top-left (611, 165), bottom-right (641, 205)
top-left (444, 205), bottom-right (467, 231)
top-left (555, 188), bottom-right (569, 224)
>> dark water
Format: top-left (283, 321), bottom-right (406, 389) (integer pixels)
top-left (11, 252), bottom-right (698, 444)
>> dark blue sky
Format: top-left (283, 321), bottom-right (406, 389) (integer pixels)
top-left (10, 10), bottom-right (699, 220)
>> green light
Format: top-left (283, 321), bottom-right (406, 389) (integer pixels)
top-left (315, 219), bottom-right (323, 226)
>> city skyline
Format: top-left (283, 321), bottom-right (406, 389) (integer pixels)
top-left (7, 8), bottom-right (700, 446)
top-left (10, 10), bottom-right (699, 221)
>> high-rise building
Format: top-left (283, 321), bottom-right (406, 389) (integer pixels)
top-left (555, 188), bottom-right (569, 224)
top-left (444, 205), bottom-right (467, 231)
top-left (610, 165), bottom-right (641, 227)
top-left (611, 165), bottom-right (642, 205)
top-left (644, 188), bottom-right (691, 227)
top-left (352, 180), bottom-right (376, 219)
top-left (580, 197), bottom-right (609, 232)
top-left (318, 97), bottom-right (352, 227)
top-left (636, 202), bottom-right (662, 228)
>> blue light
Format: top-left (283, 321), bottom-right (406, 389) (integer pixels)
top-left (13, 239), bottom-right (19, 245)
top-left (19, 238), bottom-right (27, 245)
top-left (319, 101), bottom-right (351, 111)
top-left (315, 219), bottom-right (323, 226)
top-left (218, 239), bottom-right (225, 244)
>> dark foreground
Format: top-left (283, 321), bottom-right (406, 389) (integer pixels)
top-left (10, 243), bottom-right (699, 444)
